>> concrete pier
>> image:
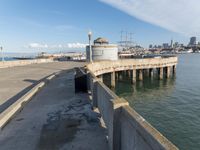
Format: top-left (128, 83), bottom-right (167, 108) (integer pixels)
top-left (139, 69), bottom-right (143, 81)
top-left (0, 63), bottom-right (108, 150)
top-left (0, 61), bottom-right (86, 113)
top-left (132, 69), bottom-right (136, 83)
top-left (86, 56), bottom-right (178, 84)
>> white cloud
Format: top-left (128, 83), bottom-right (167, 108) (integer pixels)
top-left (27, 42), bottom-right (87, 49)
top-left (28, 43), bottom-right (48, 49)
top-left (100, 0), bottom-right (200, 36)
top-left (67, 43), bottom-right (87, 48)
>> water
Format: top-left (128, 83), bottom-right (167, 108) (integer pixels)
top-left (0, 57), bottom-right (16, 61)
top-left (104, 54), bottom-right (200, 150)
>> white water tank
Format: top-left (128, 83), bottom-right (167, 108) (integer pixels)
top-left (86, 37), bottom-right (118, 61)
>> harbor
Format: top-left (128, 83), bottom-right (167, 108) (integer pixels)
top-left (1, 0), bottom-right (200, 149)
top-left (0, 36), bottom-right (179, 150)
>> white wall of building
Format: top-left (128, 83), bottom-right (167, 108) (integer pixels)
top-left (86, 45), bottom-right (118, 61)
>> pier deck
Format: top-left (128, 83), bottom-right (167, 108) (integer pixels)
top-left (0, 68), bottom-right (108, 150)
top-left (0, 62), bottom-right (84, 113)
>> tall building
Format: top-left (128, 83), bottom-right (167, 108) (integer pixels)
top-left (189, 37), bottom-right (197, 47)
top-left (170, 39), bottom-right (174, 48)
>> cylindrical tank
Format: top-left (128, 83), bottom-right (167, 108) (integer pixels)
top-left (86, 37), bottom-right (118, 61)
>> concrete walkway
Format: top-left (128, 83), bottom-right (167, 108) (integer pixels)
top-left (0, 69), bottom-right (108, 150)
top-left (0, 61), bottom-right (85, 113)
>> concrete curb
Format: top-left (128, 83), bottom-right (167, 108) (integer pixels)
top-left (0, 72), bottom-right (59, 130)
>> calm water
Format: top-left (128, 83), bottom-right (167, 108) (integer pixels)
top-left (0, 57), bottom-right (16, 61)
top-left (105, 54), bottom-right (200, 150)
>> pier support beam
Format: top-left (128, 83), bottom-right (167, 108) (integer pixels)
top-left (173, 65), bottom-right (176, 74)
top-left (145, 69), bottom-right (149, 76)
top-left (132, 69), bottom-right (136, 83)
top-left (149, 68), bottom-right (154, 78)
top-left (139, 69), bottom-right (143, 81)
top-left (116, 71), bottom-right (118, 80)
top-left (128, 70), bottom-right (131, 78)
top-left (159, 67), bottom-right (163, 80)
top-left (98, 75), bottom-right (103, 83)
top-left (119, 72), bottom-right (123, 80)
top-left (111, 71), bottom-right (115, 88)
top-left (166, 66), bottom-right (171, 78)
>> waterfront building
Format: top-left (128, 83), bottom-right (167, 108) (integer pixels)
top-left (86, 37), bottom-right (118, 61)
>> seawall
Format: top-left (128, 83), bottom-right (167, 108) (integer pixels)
top-left (0, 58), bottom-right (54, 68)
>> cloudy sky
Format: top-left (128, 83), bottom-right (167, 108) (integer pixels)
top-left (0, 0), bottom-right (199, 52)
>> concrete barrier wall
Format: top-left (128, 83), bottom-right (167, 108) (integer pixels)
top-left (0, 58), bottom-right (54, 68)
top-left (120, 106), bottom-right (177, 150)
top-left (86, 69), bottom-right (179, 150)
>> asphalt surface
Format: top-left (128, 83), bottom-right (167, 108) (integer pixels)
top-left (0, 61), bottom-right (85, 113)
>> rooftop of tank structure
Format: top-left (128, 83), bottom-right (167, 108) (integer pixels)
top-left (94, 37), bottom-right (109, 45)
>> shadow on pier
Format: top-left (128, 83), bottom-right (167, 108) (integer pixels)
top-left (0, 74), bottom-right (52, 113)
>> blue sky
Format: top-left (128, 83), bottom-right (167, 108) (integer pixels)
top-left (0, 0), bottom-right (196, 52)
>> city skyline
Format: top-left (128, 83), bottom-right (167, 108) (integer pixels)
top-left (0, 0), bottom-right (199, 52)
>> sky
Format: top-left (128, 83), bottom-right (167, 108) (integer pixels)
top-left (0, 0), bottom-right (199, 53)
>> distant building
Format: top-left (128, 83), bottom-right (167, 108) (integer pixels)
top-left (163, 43), bottom-right (169, 49)
top-left (174, 42), bottom-right (179, 48)
top-left (149, 44), bottom-right (153, 49)
top-left (188, 37), bottom-right (197, 47)
top-left (170, 39), bottom-right (174, 48)
top-left (157, 45), bottom-right (162, 49)
top-left (86, 37), bottom-right (118, 61)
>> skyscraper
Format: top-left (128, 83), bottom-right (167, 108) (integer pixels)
top-left (170, 39), bottom-right (173, 48)
top-left (189, 37), bottom-right (197, 47)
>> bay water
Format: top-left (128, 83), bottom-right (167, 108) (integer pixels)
top-left (104, 54), bottom-right (200, 150)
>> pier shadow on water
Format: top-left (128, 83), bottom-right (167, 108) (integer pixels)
top-left (103, 71), bottom-right (176, 99)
